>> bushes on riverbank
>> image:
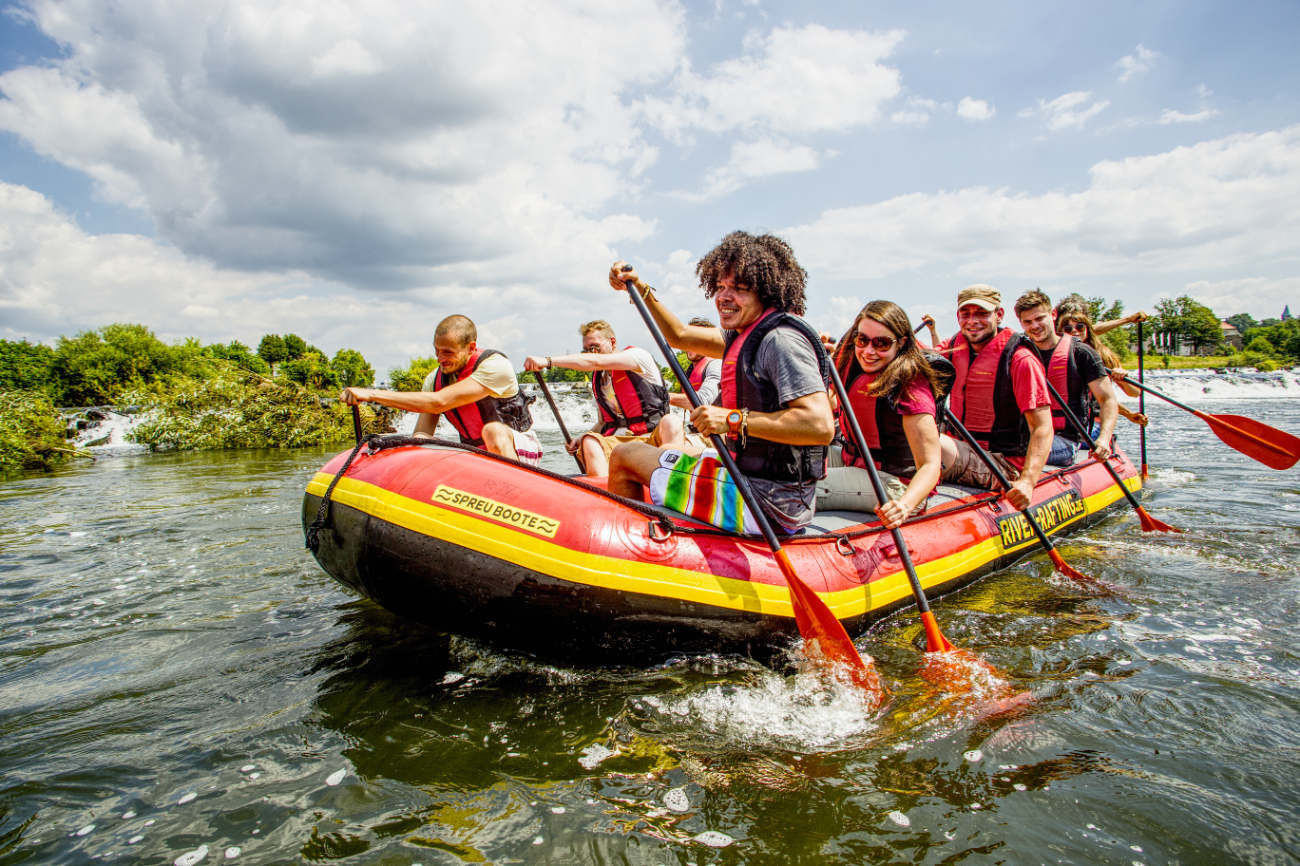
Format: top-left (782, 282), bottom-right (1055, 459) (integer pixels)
top-left (124, 370), bottom-right (396, 451)
top-left (0, 391), bottom-right (86, 473)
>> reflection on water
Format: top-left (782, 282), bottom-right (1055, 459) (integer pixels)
top-left (1, 384), bottom-right (1298, 863)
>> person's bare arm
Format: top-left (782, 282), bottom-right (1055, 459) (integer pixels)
top-left (689, 391), bottom-right (835, 445)
top-left (609, 261), bottom-right (725, 357)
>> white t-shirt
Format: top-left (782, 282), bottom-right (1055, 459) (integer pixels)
top-left (422, 352), bottom-right (520, 398)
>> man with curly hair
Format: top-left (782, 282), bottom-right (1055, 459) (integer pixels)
top-left (604, 231), bottom-right (835, 535)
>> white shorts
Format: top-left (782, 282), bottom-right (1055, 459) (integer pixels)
top-left (512, 429), bottom-right (543, 467)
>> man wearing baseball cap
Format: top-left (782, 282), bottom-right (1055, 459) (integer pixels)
top-left (934, 284), bottom-right (1054, 510)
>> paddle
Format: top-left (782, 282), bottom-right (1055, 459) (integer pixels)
top-left (352, 405), bottom-right (363, 445)
top-left (1106, 370), bottom-right (1300, 471)
top-left (1136, 320), bottom-right (1148, 479)
top-left (940, 406), bottom-right (1094, 584)
top-left (623, 275), bottom-right (885, 701)
top-left (1042, 379), bottom-right (1180, 533)
top-left (531, 371), bottom-right (584, 471)
top-left (824, 362), bottom-right (1000, 677)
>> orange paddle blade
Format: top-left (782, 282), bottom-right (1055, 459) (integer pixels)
top-left (920, 647), bottom-right (1009, 695)
top-left (919, 610), bottom-right (955, 653)
top-left (776, 549), bottom-right (887, 705)
top-left (1198, 411), bottom-right (1300, 470)
top-left (1137, 505), bottom-right (1180, 533)
top-left (1048, 548), bottom-right (1095, 583)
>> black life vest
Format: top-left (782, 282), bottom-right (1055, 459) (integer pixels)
top-left (719, 310), bottom-right (830, 484)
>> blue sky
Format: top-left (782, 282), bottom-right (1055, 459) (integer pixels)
top-left (2, 0), bottom-right (1298, 377)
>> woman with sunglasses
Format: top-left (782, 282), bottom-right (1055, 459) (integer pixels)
top-left (1057, 312), bottom-right (1148, 427)
top-left (817, 300), bottom-right (945, 529)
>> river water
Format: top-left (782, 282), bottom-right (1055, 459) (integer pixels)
top-left (2, 370), bottom-right (1297, 865)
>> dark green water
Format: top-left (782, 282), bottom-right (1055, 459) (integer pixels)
top-left (2, 381), bottom-right (1298, 864)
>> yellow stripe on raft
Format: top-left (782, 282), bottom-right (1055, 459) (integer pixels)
top-left (308, 470), bottom-right (1140, 623)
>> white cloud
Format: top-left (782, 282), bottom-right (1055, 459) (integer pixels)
top-left (1159, 108), bottom-right (1219, 125)
top-left (956, 97), bottom-right (995, 122)
top-left (0, 0), bottom-right (681, 291)
top-left (636, 24), bottom-right (905, 139)
top-left (1180, 277), bottom-right (1300, 319)
top-left (1116, 43), bottom-right (1160, 83)
top-left (1032, 91), bottom-right (1110, 131)
top-left (677, 138), bottom-right (821, 201)
top-left (785, 125), bottom-right (1300, 286)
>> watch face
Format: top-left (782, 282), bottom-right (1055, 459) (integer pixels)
top-left (727, 411), bottom-right (741, 423)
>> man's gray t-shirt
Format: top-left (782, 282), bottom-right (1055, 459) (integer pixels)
top-left (723, 322), bottom-right (827, 532)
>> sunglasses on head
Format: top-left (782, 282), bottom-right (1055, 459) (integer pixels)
top-left (854, 333), bottom-right (899, 351)
top-left (1061, 322), bottom-right (1089, 334)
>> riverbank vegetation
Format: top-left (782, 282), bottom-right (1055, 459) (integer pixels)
top-left (0, 324), bottom-right (391, 474)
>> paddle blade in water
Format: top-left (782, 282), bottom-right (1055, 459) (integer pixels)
top-left (1202, 412), bottom-right (1300, 470)
top-left (1048, 548), bottom-right (1095, 584)
top-left (920, 648), bottom-right (1008, 695)
top-left (1137, 506), bottom-right (1180, 533)
top-left (919, 610), bottom-right (955, 654)
top-left (777, 549), bottom-right (887, 707)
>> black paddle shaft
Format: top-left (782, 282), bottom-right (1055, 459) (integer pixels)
top-left (1043, 379), bottom-right (1145, 511)
top-left (824, 361), bottom-right (932, 617)
top-left (531, 370), bottom-right (583, 470)
top-left (941, 405), bottom-right (1061, 553)
top-left (1136, 320), bottom-right (1148, 471)
top-left (623, 279), bottom-right (787, 552)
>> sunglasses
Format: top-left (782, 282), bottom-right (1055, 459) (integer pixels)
top-left (1060, 322), bottom-right (1089, 334)
top-left (854, 333), bottom-right (899, 351)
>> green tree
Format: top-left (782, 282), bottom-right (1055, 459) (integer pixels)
top-left (0, 390), bottom-right (82, 473)
top-left (0, 340), bottom-right (56, 395)
top-left (1226, 313), bottom-right (1257, 334)
top-left (387, 356), bottom-right (438, 391)
top-left (331, 349), bottom-right (374, 388)
top-left (283, 334), bottom-right (309, 360)
top-left (1153, 296), bottom-right (1223, 355)
top-left (1245, 336), bottom-right (1276, 356)
top-left (1085, 296), bottom-right (1132, 360)
top-left (281, 350), bottom-right (340, 391)
top-left (205, 340), bottom-right (271, 375)
top-left (51, 323), bottom-right (188, 406)
top-left (257, 334), bottom-right (288, 367)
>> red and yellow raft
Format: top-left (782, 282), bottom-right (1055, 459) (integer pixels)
top-left (302, 439), bottom-right (1140, 659)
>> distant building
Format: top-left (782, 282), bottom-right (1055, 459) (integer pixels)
top-left (1284, 305), bottom-right (1293, 321)
top-left (1220, 320), bottom-right (1243, 351)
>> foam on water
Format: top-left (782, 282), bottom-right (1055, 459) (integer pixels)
top-left (633, 666), bottom-right (881, 750)
top-left (1140, 367), bottom-right (1299, 401)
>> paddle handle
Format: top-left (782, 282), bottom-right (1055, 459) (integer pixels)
top-left (351, 405), bottom-right (363, 444)
top-left (824, 362), bottom-right (932, 616)
top-left (1137, 320), bottom-right (1148, 476)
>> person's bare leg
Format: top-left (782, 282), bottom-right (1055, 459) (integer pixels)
top-left (608, 441), bottom-right (664, 499)
top-left (581, 435), bottom-right (609, 476)
top-left (654, 414), bottom-right (685, 449)
top-left (480, 422), bottom-right (518, 460)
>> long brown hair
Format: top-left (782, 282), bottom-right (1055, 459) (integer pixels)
top-left (1058, 311), bottom-right (1120, 367)
top-left (833, 300), bottom-right (942, 400)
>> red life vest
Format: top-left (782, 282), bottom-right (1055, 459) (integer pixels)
top-left (947, 327), bottom-right (1031, 455)
top-left (591, 348), bottom-right (669, 435)
top-left (1034, 335), bottom-right (1091, 437)
top-left (685, 357), bottom-right (710, 392)
top-left (431, 349), bottom-right (534, 446)
top-left (838, 371), bottom-right (918, 475)
top-left (719, 309), bottom-right (830, 484)
top-left (1044, 334), bottom-right (1074, 433)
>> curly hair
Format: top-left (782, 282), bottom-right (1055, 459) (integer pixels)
top-left (695, 231), bottom-right (807, 316)
top-left (832, 300), bottom-right (944, 401)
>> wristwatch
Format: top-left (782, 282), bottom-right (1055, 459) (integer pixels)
top-left (726, 410), bottom-right (743, 436)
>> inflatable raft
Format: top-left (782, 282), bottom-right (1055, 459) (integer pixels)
top-left (303, 437), bottom-right (1141, 660)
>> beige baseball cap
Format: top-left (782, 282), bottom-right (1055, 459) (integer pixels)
top-left (957, 284), bottom-right (1001, 311)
